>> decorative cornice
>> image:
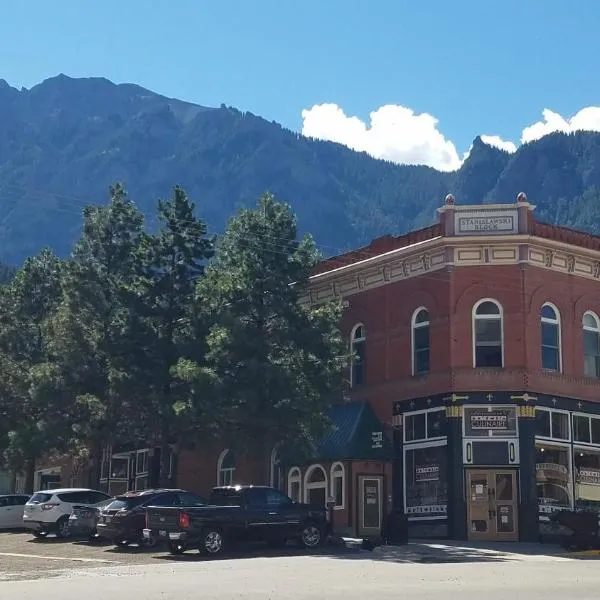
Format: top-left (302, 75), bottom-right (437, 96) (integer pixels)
top-left (302, 234), bottom-right (600, 306)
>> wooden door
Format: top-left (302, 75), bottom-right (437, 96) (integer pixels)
top-left (466, 469), bottom-right (518, 541)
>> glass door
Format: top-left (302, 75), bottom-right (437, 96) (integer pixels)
top-left (466, 469), bottom-right (518, 541)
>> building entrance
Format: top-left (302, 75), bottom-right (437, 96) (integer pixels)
top-left (466, 469), bottom-right (518, 541)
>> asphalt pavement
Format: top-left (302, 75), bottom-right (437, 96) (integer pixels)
top-left (2, 532), bottom-right (600, 599)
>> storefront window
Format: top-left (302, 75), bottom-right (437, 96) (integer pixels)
top-left (404, 445), bottom-right (447, 518)
top-left (536, 444), bottom-right (572, 514)
top-left (535, 408), bottom-right (570, 441)
top-left (574, 449), bottom-right (600, 514)
top-left (574, 415), bottom-right (591, 443)
top-left (404, 409), bottom-right (446, 443)
top-left (405, 413), bottom-right (426, 442)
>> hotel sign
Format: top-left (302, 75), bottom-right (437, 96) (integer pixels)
top-left (455, 209), bottom-right (519, 236)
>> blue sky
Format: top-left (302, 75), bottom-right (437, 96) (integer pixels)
top-left (2, 0), bottom-right (599, 170)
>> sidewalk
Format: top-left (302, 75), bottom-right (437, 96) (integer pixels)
top-left (341, 538), bottom-right (574, 563)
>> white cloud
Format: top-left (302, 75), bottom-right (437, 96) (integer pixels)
top-left (480, 135), bottom-right (517, 154)
top-left (521, 107), bottom-right (600, 144)
top-left (301, 103), bottom-right (600, 171)
top-left (301, 103), bottom-right (462, 172)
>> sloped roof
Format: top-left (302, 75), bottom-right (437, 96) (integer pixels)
top-left (293, 401), bottom-right (393, 464)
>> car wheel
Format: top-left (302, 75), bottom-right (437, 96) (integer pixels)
top-left (199, 528), bottom-right (225, 556)
top-left (299, 523), bottom-right (323, 549)
top-left (168, 541), bottom-right (187, 555)
top-left (55, 516), bottom-right (71, 539)
top-left (32, 531), bottom-right (48, 539)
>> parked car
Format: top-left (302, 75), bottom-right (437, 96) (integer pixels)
top-left (68, 498), bottom-right (113, 541)
top-left (144, 485), bottom-right (330, 556)
top-left (97, 489), bottom-right (207, 548)
top-left (23, 488), bottom-right (111, 539)
top-left (0, 494), bottom-right (30, 529)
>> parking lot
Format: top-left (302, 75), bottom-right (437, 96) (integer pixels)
top-left (0, 531), bottom-right (373, 582)
top-left (0, 531), bottom-right (162, 581)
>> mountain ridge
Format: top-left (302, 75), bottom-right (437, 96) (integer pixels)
top-left (1, 75), bottom-right (600, 264)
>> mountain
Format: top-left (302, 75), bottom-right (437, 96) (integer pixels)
top-left (1, 75), bottom-right (600, 264)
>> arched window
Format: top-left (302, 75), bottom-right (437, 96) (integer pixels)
top-left (270, 445), bottom-right (283, 490)
top-left (287, 467), bottom-right (301, 502)
top-left (583, 311), bottom-right (600, 378)
top-left (304, 464), bottom-right (328, 506)
top-left (330, 462), bottom-right (345, 509)
top-left (217, 449), bottom-right (236, 486)
top-left (412, 308), bottom-right (430, 375)
top-left (473, 299), bottom-right (503, 368)
top-left (541, 303), bottom-right (561, 371)
top-left (350, 324), bottom-right (366, 386)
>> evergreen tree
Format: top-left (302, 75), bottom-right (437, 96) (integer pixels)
top-left (135, 186), bottom-right (215, 485)
top-left (182, 193), bottom-right (347, 472)
top-left (0, 249), bottom-right (69, 492)
top-left (50, 184), bottom-right (147, 485)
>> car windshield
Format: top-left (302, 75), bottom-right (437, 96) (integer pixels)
top-left (28, 493), bottom-right (53, 503)
top-left (107, 496), bottom-right (148, 510)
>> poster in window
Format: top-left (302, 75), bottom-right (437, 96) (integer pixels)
top-left (405, 445), bottom-right (447, 518)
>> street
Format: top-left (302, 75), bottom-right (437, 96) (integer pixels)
top-left (2, 533), bottom-right (600, 599)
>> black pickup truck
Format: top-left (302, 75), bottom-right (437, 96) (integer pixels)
top-left (144, 485), bottom-right (330, 556)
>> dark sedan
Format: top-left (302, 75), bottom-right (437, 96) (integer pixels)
top-left (96, 489), bottom-right (207, 548)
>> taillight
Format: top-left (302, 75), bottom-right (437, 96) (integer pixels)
top-left (178, 512), bottom-right (190, 529)
top-left (41, 503), bottom-right (59, 511)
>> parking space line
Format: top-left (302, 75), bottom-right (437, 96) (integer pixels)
top-left (0, 552), bottom-right (117, 563)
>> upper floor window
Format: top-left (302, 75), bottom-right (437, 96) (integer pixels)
top-left (412, 308), bottom-right (430, 375)
top-left (350, 324), bottom-right (366, 386)
top-left (541, 303), bottom-right (561, 372)
top-left (583, 311), bottom-right (600, 378)
top-left (473, 299), bottom-right (503, 368)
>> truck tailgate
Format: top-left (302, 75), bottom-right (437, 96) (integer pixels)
top-left (146, 507), bottom-right (181, 530)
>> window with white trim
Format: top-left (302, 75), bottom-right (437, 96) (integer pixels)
top-left (583, 311), bottom-right (600, 378)
top-left (412, 308), bottom-right (430, 375)
top-left (217, 449), bottom-right (236, 486)
top-left (535, 408), bottom-right (570, 441)
top-left (330, 462), bottom-right (345, 509)
top-left (287, 467), bottom-right (301, 502)
top-left (304, 464), bottom-right (328, 506)
top-left (541, 303), bottom-right (561, 372)
top-left (404, 408), bottom-right (447, 443)
top-left (473, 299), bottom-right (503, 368)
top-left (536, 442), bottom-right (572, 514)
top-left (350, 324), bottom-right (366, 386)
top-left (572, 413), bottom-right (600, 445)
top-left (575, 448), bottom-right (600, 514)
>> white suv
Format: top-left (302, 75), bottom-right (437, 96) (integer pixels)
top-left (23, 488), bottom-right (111, 539)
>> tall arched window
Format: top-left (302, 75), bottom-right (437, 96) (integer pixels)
top-left (304, 464), bottom-right (328, 506)
top-left (541, 303), bottom-right (561, 372)
top-left (270, 445), bottom-right (283, 490)
top-left (412, 307), bottom-right (430, 375)
top-left (473, 299), bottom-right (503, 368)
top-left (217, 449), bottom-right (236, 486)
top-left (583, 311), bottom-right (600, 378)
top-left (287, 467), bottom-right (301, 502)
top-left (350, 324), bottom-right (366, 386)
top-left (330, 462), bottom-right (345, 509)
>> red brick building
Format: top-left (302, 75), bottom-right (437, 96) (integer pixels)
top-left (30, 191), bottom-right (600, 542)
